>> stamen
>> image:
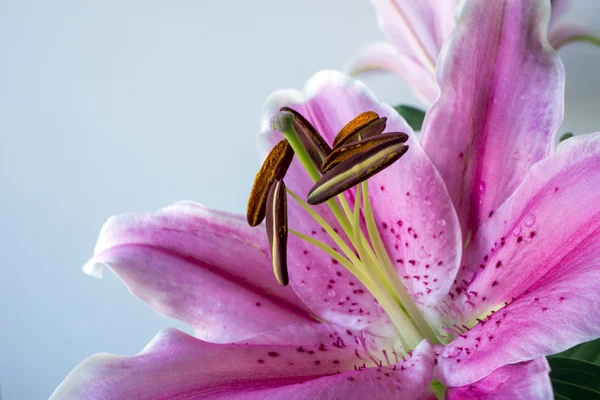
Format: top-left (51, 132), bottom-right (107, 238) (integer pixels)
top-left (246, 139), bottom-right (294, 226)
top-left (307, 138), bottom-right (409, 205)
top-left (333, 111), bottom-right (386, 148)
top-left (280, 107), bottom-right (332, 173)
top-left (259, 108), bottom-right (440, 352)
top-left (322, 132), bottom-right (409, 173)
top-left (266, 179), bottom-right (289, 286)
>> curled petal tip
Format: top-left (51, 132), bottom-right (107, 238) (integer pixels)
top-left (82, 259), bottom-right (106, 278)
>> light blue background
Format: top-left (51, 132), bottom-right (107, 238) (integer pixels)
top-left (1, 1), bottom-right (599, 398)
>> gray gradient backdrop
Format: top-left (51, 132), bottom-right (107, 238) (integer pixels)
top-left (1, 1), bottom-right (599, 398)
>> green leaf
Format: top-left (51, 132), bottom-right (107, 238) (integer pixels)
top-left (393, 105), bottom-right (426, 131)
top-left (552, 338), bottom-right (600, 365)
top-left (551, 379), bottom-right (600, 400)
top-left (548, 357), bottom-right (600, 399)
top-left (560, 132), bottom-right (574, 142)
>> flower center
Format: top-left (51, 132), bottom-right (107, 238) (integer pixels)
top-left (248, 108), bottom-right (439, 352)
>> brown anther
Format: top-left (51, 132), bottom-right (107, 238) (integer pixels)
top-left (322, 132), bottom-right (408, 172)
top-left (333, 111), bottom-right (386, 148)
top-left (246, 139), bottom-right (294, 226)
top-left (280, 107), bottom-right (331, 172)
top-left (307, 138), bottom-right (409, 205)
top-left (266, 179), bottom-right (289, 286)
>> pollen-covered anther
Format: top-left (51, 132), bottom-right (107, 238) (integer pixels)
top-left (246, 139), bottom-right (294, 226)
top-left (307, 134), bottom-right (409, 205)
top-left (322, 132), bottom-right (408, 172)
top-left (280, 107), bottom-right (331, 172)
top-left (266, 179), bottom-right (289, 286)
top-left (332, 111), bottom-right (387, 148)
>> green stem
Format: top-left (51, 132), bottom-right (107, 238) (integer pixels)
top-left (280, 128), bottom-right (353, 237)
top-left (362, 182), bottom-right (440, 344)
top-left (352, 186), bottom-right (423, 350)
top-left (289, 226), bottom-right (411, 347)
top-left (337, 189), bottom-right (400, 302)
top-left (288, 229), bottom-right (366, 281)
top-left (429, 380), bottom-right (446, 400)
top-left (287, 189), bottom-right (363, 270)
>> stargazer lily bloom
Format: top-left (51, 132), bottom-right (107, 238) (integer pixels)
top-left (349, 0), bottom-right (599, 106)
top-left (52, 0), bottom-right (600, 399)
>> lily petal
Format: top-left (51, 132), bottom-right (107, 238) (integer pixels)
top-left (260, 71), bottom-right (462, 331)
top-left (371, 0), bottom-right (460, 62)
top-left (438, 133), bottom-right (600, 386)
top-left (302, 71), bottom-right (462, 313)
top-left (416, 390), bottom-right (439, 400)
top-left (346, 42), bottom-right (439, 105)
top-left (445, 358), bottom-right (552, 400)
top-left (84, 201), bottom-right (315, 343)
top-left (421, 0), bottom-right (565, 238)
top-left (355, 0), bottom-right (461, 106)
top-left (550, 0), bottom-right (571, 27)
top-left (365, 126), bottom-right (462, 315)
top-left (51, 328), bottom-right (436, 400)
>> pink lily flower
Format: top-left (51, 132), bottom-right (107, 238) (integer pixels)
top-left (52, 0), bottom-right (599, 399)
top-left (51, 74), bottom-right (446, 400)
top-left (349, 0), bottom-right (599, 106)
